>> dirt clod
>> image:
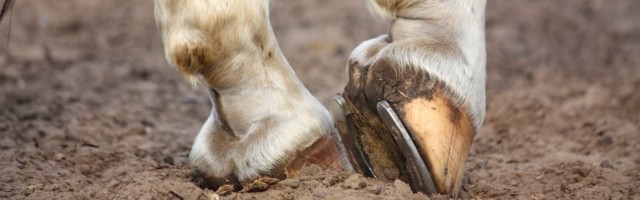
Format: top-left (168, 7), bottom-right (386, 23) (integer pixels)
top-left (343, 174), bottom-right (367, 189)
top-left (278, 178), bottom-right (300, 189)
top-left (241, 176), bottom-right (280, 193)
top-left (216, 185), bottom-right (235, 196)
top-left (394, 179), bottom-right (413, 195)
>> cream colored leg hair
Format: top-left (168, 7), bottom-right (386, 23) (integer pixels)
top-left (154, 0), bottom-right (333, 181)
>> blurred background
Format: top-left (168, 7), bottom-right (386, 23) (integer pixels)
top-left (0, 0), bottom-right (638, 199)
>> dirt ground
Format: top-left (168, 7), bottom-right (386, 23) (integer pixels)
top-left (1, 0), bottom-right (639, 199)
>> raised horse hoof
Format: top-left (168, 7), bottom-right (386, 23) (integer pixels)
top-left (332, 60), bottom-right (475, 197)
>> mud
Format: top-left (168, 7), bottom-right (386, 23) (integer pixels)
top-left (1, 0), bottom-right (639, 199)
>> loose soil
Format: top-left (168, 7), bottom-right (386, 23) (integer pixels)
top-left (1, 0), bottom-right (638, 199)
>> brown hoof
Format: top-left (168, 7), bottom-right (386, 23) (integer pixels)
top-left (285, 135), bottom-right (351, 178)
top-left (335, 59), bottom-right (475, 197)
